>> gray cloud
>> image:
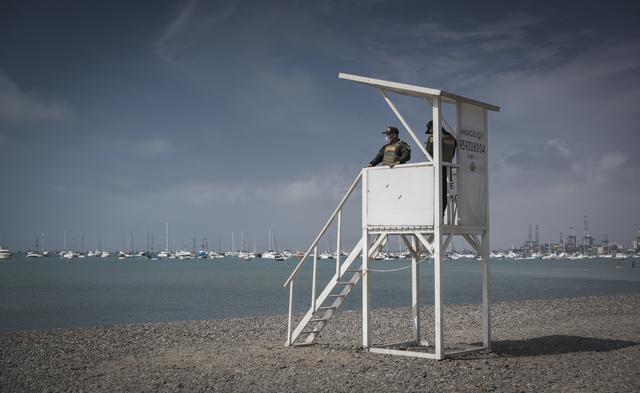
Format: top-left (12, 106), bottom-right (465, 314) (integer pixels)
top-left (155, 0), bottom-right (239, 64)
top-left (0, 73), bottom-right (74, 124)
top-left (119, 136), bottom-right (177, 158)
top-left (154, 0), bottom-right (201, 63)
top-left (484, 40), bottom-right (640, 246)
top-left (107, 169), bottom-right (352, 208)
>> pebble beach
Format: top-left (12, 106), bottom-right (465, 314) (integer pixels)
top-left (1, 294), bottom-right (638, 392)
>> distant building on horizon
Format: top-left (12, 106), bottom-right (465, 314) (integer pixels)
top-left (518, 220), bottom-right (639, 255)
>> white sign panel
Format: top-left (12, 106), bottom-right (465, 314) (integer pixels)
top-left (458, 103), bottom-right (487, 227)
top-left (366, 165), bottom-right (434, 227)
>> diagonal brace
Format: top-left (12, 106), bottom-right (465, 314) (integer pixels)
top-left (400, 235), bottom-right (420, 260)
top-left (379, 88), bottom-right (432, 161)
top-left (414, 232), bottom-right (435, 256)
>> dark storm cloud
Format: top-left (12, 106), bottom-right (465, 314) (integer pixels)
top-left (1, 0), bottom-right (639, 250)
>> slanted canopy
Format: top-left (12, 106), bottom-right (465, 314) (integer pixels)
top-left (338, 73), bottom-right (500, 112)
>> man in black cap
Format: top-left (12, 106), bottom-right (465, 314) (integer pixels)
top-left (425, 120), bottom-right (457, 214)
top-left (369, 126), bottom-right (411, 167)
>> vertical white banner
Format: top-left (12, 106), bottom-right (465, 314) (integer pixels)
top-left (458, 103), bottom-right (487, 227)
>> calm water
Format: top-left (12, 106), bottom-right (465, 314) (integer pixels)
top-left (1, 256), bottom-right (639, 332)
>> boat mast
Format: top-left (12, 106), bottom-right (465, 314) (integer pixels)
top-left (272, 225), bottom-right (279, 252)
top-left (165, 223), bottom-right (169, 252)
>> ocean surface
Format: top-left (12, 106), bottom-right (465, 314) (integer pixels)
top-left (1, 256), bottom-right (639, 332)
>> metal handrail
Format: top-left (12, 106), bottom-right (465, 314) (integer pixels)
top-left (282, 170), bottom-right (363, 287)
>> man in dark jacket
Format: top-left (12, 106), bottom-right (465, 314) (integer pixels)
top-left (425, 120), bottom-right (457, 214)
top-left (369, 127), bottom-right (411, 167)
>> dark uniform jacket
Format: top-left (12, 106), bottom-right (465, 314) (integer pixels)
top-left (370, 140), bottom-right (411, 167)
top-left (426, 129), bottom-right (457, 162)
top-left (426, 128), bottom-right (457, 214)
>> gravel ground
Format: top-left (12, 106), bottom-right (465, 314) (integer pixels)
top-left (1, 295), bottom-right (639, 392)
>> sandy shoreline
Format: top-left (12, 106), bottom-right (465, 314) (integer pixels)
top-left (1, 294), bottom-right (639, 392)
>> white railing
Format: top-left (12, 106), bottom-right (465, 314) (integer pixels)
top-left (283, 170), bottom-right (363, 345)
top-left (283, 170), bottom-right (362, 288)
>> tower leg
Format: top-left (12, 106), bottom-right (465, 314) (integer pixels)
top-left (361, 168), bottom-right (370, 350)
top-left (481, 231), bottom-right (491, 350)
top-left (432, 96), bottom-right (444, 360)
top-left (411, 236), bottom-right (420, 345)
top-left (434, 235), bottom-right (444, 359)
top-left (362, 232), bottom-right (370, 349)
top-left (411, 235), bottom-right (421, 344)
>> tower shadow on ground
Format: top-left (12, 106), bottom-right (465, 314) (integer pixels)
top-left (490, 335), bottom-right (639, 357)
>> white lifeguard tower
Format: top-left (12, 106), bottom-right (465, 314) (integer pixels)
top-left (283, 73), bottom-right (499, 359)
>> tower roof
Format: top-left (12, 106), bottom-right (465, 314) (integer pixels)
top-left (338, 73), bottom-right (500, 112)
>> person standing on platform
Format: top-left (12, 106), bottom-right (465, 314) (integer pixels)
top-left (425, 120), bottom-right (457, 213)
top-left (369, 126), bottom-right (411, 168)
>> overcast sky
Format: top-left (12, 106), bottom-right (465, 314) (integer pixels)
top-left (1, 0), bottom-right (639, 251)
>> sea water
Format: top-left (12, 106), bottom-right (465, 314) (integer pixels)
top-left (0, 256), bottom-right (638, 331)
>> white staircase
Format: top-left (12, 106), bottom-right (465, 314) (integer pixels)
top-left (284, 170), bottom-right (389, 346)
top-left (287, 234), bottom-right (388, 346)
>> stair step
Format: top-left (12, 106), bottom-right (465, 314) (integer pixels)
top-left (301, 330), bottom-right (320, 335)
top-left (336, 281), bottom-right (354, 285)
top-left (309, 318), bottom-right (330, 323)
top-left (327, 294), bottom-right (346, 298)
top-left (292, 342), bottom-right (315, 347)
top-left (345, 269), bottom-right (362, 273)
top-left (318, 306), bottom-right (336, 310)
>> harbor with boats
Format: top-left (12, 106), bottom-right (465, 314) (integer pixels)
top-left (3, 229), bottom-right (640, 263)
top-left (5, 217), bottom-right (640, 262)
top-left (4, 244), bottom-right (639, 262)
top-left (3, 237), bottom-right (640, 262)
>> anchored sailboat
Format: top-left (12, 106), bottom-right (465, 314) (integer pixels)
top-left (262, 225), bottom-right (286, 261)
